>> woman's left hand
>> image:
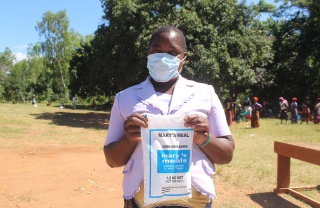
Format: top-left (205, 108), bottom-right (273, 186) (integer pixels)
top-left (184, 114), bottom-right (210, 145)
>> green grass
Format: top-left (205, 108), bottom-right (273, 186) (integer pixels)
top-left (213, 118), bottom-right (320, 207)
top-left (0, 103), bottom-right (109, 149)
top-left (226, 119), bottom-right (320, 189)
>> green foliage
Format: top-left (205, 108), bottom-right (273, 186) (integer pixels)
top-left (266, 0), bottom-right (320, 100)
top-left (82, 0), bottom-right (274, 99)
top-left (0, 10), bottom-right (88, 103)
top-left (5, 60), bottom-right (28, 102)
top-left (253, 0), bottom-right (277, 13)
top-left (0, 48), bottom-right (16, 100)
top-left (69, 40), bottom-right (96, 97)
top-left (36, 9), bottom-right (77, 102)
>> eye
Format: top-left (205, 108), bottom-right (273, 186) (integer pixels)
top-left (168, 51), bottom-right (178, 56)
top-left (149, 49), bottom-right (162, 54)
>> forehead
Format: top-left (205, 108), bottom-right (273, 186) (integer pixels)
top-left (150, 31), bottom-right (183, 49)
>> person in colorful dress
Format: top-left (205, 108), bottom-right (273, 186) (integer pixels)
top-left (290, 97), bottom-right (298, 124)
top-left (251, 97), bottom-right (262, 128)
top-left (243, 97), bottom-right (252, 121)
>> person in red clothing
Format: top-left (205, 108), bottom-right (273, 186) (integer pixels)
top-left (251, 97), bottom-right (262, 128)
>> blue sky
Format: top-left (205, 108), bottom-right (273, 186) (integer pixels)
top-left (0, 0), bottom-right (276, 61)
top-left (0, 0), bottom-right (105, 61)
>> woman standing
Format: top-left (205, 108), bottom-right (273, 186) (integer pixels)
top-left (314, 98), bottom-right (320, 124)
top-left (290, 97), bottom-right (298, 124)
top-left (103, 25), bottom-right (234, 208)
top-left (225, 97), bottom-right (234, 126)
top-left (251, 97), bottom-right (262, 128)
top-left (301, 97), bottom-right (311, 124)
top-left (243, 97), bottom-right (252, 121)
top-left (279, 97), bottom-right (289, 124)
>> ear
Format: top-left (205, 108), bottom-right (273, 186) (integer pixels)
top-left (181, 52), bottom-right (187, 64)
top-left (178, 54), bottom-right (187, 73)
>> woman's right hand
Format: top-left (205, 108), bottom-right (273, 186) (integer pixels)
top-left (123, 113), bottom-right (148, 142)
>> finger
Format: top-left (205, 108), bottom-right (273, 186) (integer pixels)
top-left (192, 123), bottom-right (209, 132)
top-left (184, 115), bottom-right (207, 127)
top-left (124, 115), bottom-right (148, 128)
top-left (124, 125), bottom-right (142, 141)
top-left (124, 125), bottom-right (141, 133)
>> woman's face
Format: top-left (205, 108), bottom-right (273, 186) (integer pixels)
top-left (148, 31), bottom-right (186, 71)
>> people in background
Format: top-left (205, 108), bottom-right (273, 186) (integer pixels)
top-left (225, 96), bottom-right (234, 126)
top-left (32, 98), bottom-right (37, 107)
top-left (234, 102), bottom-right (242, 123)
top-left (279, 97), bottom-right (289, 124)
top-left (72, 96), bottom-right (77, 109)
top-left (314, 97), bottom-right (320, 124)
top-left (260, 98), bottom-right (269, 118)
top-left (243, 97), bottom-right (252, 121)
top-left (251, 97), bottom-right (262, 128)
top-left (301, 96), bottom-right (311, 124)
top-left (290, 97), bottom-right (298, 124)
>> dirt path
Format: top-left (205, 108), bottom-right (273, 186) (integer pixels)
top-left (0, 144), bottom-right (312, 208)
top-left (0, 145), bottom-right (123, 208)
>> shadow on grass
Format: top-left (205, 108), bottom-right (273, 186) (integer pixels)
top-left (248, 192), bottom-right (301, 208)
top-left (31, 111), bottom-right (110, 130)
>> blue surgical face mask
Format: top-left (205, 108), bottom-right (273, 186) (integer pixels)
top-left (147, 53), bottom-right (186, 82)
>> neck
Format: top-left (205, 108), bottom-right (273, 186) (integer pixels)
top-left (151, 76), bottom-right (179, 94)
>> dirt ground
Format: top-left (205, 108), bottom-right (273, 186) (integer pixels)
top-left (0, 144), bottom-right (314, 208)
top-left (0, 145), bottom-right (124, 208)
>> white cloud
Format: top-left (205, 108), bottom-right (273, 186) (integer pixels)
top-left (11, 44), bottom-right (29, 62)
top-left (14, 52), bottom-right (27, 62)
top-left (12, 44), bottom-right (29, 52)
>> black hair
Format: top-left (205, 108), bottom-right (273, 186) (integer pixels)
top-left (149, 25), bottom-right (187, 51)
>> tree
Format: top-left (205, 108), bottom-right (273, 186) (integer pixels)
top-left (25, 43), bottom-right (48, 101)
top-left (267, 0), bottom-right (320, 101)
top-left (36, 9), bottom-right (79, 101)
top-left (89, 0), bottom-right (273, 100)
top-left (0, 48), bottom-right (16, 100)
top-left (69, 37), bottom-right (96, 98)
top-left (6, 60), bottom-right (28, 102)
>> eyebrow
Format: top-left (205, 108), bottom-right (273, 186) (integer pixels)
top-left (150, 42), bottom-right (180, 50)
